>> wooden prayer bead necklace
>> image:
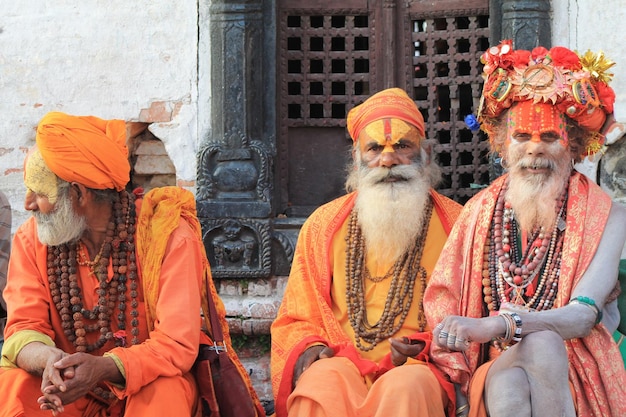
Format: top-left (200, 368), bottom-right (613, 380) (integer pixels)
top-left (345, 198), bottom-right (433, 352)
top-left (47, 190), bottom-right (139, 354)
top-left (483, 181), bottom-right (567, 312)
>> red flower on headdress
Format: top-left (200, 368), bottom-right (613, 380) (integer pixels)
top-left (549, 47), bottom-right (582, 70)
top-left (509, 50), bottom-right (531, 67)
top-left (596, 81), bottom-right (616, 113)
top-left (531, 46), bottom-right (549, 62)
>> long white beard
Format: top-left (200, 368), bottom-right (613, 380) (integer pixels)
top-left (506, 151), bottom-right (571, 232)
top-left (34, 192), bottom-right (87, 246)
top-left (354, 163), bottom-right (431, 263)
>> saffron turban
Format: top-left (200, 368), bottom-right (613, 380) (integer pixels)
top-left (35, 111), bottom-right (130, 191)
top-left (346, 88), bottom-right (425, 142)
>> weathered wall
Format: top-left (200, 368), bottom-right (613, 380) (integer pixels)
top-left (1, 0), bottom-right (626, 407)
top-left (0, 0), bottom-right (205, 231)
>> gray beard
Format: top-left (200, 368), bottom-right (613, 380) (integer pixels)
top-left (34, 193), bottom-right (87, 246)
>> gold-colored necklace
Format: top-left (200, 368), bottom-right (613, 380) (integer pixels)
top-left (345, 198), bottom-right (433, 351)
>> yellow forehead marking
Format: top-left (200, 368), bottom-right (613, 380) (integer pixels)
top-left (25, 148), bottom-right (60, 204)
top-left (362, 118), bottom-right (419, 147)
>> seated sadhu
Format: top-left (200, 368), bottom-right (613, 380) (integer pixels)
top-left (270, 88), bottom-right (462, 417)
top-left (424, 42), bottom-right (626, 417)
top-left (0, 112), bottom-right (211, 416)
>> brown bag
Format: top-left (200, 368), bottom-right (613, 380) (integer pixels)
top-left (192, 271), bottom-right (262, 417)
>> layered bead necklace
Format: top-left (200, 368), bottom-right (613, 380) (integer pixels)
top-left (48, 190), bottom-right (139, 353)
top-left (345, 198), bottom-right (433, 351)
top-left (483, 182), bottom-right (567, 312)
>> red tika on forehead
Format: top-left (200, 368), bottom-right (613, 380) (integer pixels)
top-left (383, 118), bottom-right (392, 141)
top-left (507, 101), bottom-right (568, 146)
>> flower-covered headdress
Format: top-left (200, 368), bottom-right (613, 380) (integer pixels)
top-left (472, 40), bottom-right (616, 157)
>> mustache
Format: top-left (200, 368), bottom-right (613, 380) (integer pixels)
top-left (514, 157), bottom-right (557, 171)
top-left (360, 164), bottom-right (420, 184)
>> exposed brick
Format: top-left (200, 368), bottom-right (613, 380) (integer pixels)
top-left (249, 302), bottom-right (278, 319)
top-left (138, 101), bottom-right (172, 123)
top-left (134, 155), bottom-right (176, 175)
top-left (247, 279), bottom-right (273, 297)
top-left (135, 139), bottom-right (169, 156)
top-left (242, 319), bottom-right (273, 335)
top-left (226, 317), bottom-right (243, 334)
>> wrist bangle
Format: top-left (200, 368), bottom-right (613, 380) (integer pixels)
top-left (569, 296), bottom-right (602, 324)
top-left (456, 403), bottom-right (469, 415)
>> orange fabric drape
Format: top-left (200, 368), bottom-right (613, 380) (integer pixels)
top-left (270, 190), bottom-right (461, 417)
top-left (423, 172), bottom-right (626, 417)
top-left (135, 186), bottom-right (265, 417)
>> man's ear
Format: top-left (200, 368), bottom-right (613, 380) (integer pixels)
top-left (421, 141), bottom-right (432, 165)
top-left (71, 182), bottom-right (90, 205)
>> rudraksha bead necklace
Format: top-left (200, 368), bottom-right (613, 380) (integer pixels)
top-left (48, 190), bottom-right (139, 353)
top-left (345, 198), bottom-right (433, 352)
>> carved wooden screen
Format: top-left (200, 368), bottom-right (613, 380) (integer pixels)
top-left (408, 2), bottom-right (490, 203)
top-left (277, 0), bottom-right (489, 217)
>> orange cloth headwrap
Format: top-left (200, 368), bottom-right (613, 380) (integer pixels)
top-left (35, 112), bottom-right (130, 191)
top-left (346, 88), bottom-right (425, 143)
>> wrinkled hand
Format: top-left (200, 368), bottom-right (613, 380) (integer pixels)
top-left (292, 345), bottom-right (334, 388)
top-left (37, 350), bottom-right (72, 415)
top-left (389, 337), bottom-right (426, 366)
top-left (433, 315), bottom-right (504, 351)
top-left (37, 353), bottom-right (114, 414)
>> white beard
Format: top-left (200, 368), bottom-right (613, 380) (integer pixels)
top-left (505, 148), bottom-right (571, 232)
top-left (34, 192), bottom-right (86, 246)
top-left (354, 163), bottom-right (431, 263)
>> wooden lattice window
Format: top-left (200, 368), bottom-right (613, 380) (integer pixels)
top-left (411, 14), bottom-right (490, 203)
top-left (284, 14), bottom-right (371, 127)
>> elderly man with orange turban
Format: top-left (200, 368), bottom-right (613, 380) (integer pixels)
top-left (270, 88), bottom-right (462, 417)
top-left (424, 42), bottom-right (626, 417)
top-left (0, 112), bottom-right (259, 417)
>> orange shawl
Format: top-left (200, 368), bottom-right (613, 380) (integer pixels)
top-left (270, 190), bottom-right (461, 417)
top-left (423, 172), bottom-right (626, 417)
top-left (136, 186), bottom-right (264, 417)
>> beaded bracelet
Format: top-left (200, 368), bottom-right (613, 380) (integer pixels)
top-left (569, 296), bottom-right (603, 324)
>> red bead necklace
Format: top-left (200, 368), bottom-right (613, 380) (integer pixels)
top-left (483, 181), bottom-right (567, 311)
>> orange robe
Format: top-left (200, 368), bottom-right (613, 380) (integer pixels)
top-left (0, 188), bottom-right (204, 417)
top-left (270, 191), bottom-right (461, 417)
top-left (424, 172), bottom-right (626, 417)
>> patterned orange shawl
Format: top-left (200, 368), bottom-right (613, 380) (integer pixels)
top-left (270, 190), bottom-right (461, 417)
top-left (424, 172), bottom-right (626, 417)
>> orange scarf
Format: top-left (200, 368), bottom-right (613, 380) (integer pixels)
top-left (136, 186), bottom-right (264, 417)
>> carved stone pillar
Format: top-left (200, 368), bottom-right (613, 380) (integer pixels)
top-left (490, 0), bottom-right (551, 50)
top-left (198, 0), bottom-right (279, 278)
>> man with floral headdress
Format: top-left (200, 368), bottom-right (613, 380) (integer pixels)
top-left (424, 41), bottom-right (626, 417)
top-left (270, 88), bottom-right (462, 417)
top-left (0, 112), bottom-right (263, 417)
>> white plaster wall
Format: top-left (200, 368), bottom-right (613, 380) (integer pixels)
top-left (553, 0), bottom-right (626, 120)
top-left (0, 1), bottom-right (205, 231)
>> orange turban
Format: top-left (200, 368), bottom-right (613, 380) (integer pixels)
top-left (346, 88), bottom-right (425, 143)
top-left (35, 111), bottom-right (130, 191)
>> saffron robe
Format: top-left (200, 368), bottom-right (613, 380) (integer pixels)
top-left (270, 190), bottom-right (461, 417)
top-left (424, 172), bottom-right (626, 417)
top-left (0, 187), bottom-right (205, 416)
